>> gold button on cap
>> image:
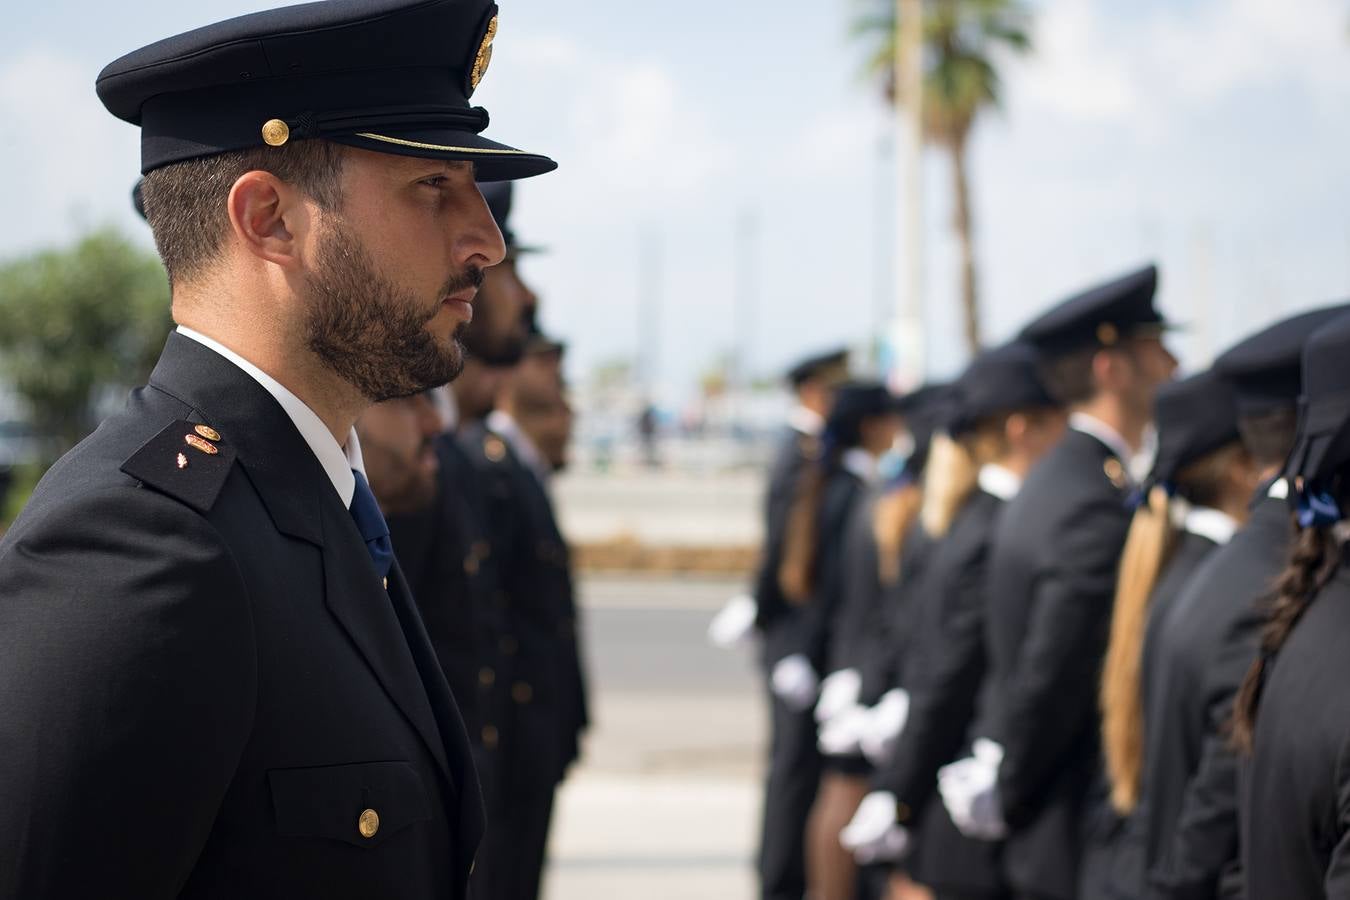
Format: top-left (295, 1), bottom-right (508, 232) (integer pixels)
top-left (261, 118), bottom-right (290, 146)
top-left (358, 808), bottom-right (380, 839)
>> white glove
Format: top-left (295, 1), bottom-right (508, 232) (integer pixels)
top-left (937, 738), bottom-right (1008, 841)
top-left (860, 688), bottom-right (911, 766)
top-left (815, 668), bottom-right (863, 724)
top-left (840, 791), bottom-right (911, 864)
top-left (707, 594), bottom-right (758, 649)
top-left (818, 703), bottom-right (870, 757)
top-left (771, 654), bottom-right (819, 712)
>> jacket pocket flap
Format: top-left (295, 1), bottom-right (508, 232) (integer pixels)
top-left (269, 761), bottom-right (433, 848)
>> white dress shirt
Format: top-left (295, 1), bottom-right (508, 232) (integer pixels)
top-left (788, 405), bottom-right (826, 438)
top-left (978, 464), bottom-right (1023, 502)
top-left (176, 326), bottom-right (365, 508)
top-left (486, 409), bottom-right (551, 484)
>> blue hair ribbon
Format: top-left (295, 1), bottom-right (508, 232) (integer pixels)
top-left (1296, 487), bottom-right (1341, 529)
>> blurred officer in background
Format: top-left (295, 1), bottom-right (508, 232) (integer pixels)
top-left (1136, 304), bottom-right (1350, 899)
top-left (843, 342), bottom-right (1064, 900)
top-left (751, 348), bottom-right (851, 900)
top-left (1091, 368), bottom-right (1251, 899)
top-left (1233, 311), bottom-right (1350, 898)
top-left (769, 382), bottom-right (903, 900)
top-left (939, 265), bottom-right (1176, 900)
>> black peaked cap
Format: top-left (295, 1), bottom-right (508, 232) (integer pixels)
top-left (1020, 264), bottom-right (1167, 357)
top-left (96, 0), bottom-right (555, 181)
top-left (947, 341), bottom-right (1057, 437)
top-left (1285, 311), bottom-right (1350, 488)
top-left (481, 181), bottom-right (541, 255)
top-left (826, 381), bottom-right (894, 447)
top-left (1214, 304), bottom-right (1350, 416)
top-left (1145, 369), bottom-right (1240, 493)
top-left (787, 348), bottom-right (850, 388)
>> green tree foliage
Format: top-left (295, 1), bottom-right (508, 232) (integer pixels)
top-left (0, 228), bottom-right (171, 459)
top-left (854, 0), bottom-right (1032, 352)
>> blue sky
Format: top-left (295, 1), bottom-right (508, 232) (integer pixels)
top-left (6, 0), bottom-right (1350, 405)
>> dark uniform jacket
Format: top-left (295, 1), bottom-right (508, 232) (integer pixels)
top-left (0, 333), bottom-right (482, 900)
top-left (1240, 561), bottom-right (1350, 899)
top-left (879, 488), bottom-right (1008, 895)
top-left (979, 427), bottom-right (1132, 900)
top-left (463, 422), bottom-right (589, 787)
top-left (1143, 490), bottom-right (1290, 899)
top-left (1083, 528), bottom-right (1223, 900)
top-left (387, 432), bottom-right (509, 766)
top-left (827, 486), bottom-right (895, 702)
top-left (792, 464), bottom-right (868, 674)
top-left (754, 423), bottom-right (817, 666)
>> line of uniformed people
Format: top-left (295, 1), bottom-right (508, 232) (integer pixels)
top-left (356, 181), bottom-right (588, 900)
top-left (738, 262), bottom-right (1350, 900)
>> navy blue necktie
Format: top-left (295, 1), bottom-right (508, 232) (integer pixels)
top-left (349, 469), bottom-right (394, 583)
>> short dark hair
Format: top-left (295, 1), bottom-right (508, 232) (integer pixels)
top-left (139, 139), bottom-right (347, 285)
top-left (1036, 346), bottom-right (1098, 406)
top-left (1237, 405), bottom-right (1300, 470)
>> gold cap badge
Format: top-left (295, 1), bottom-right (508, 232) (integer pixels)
top-left (261, 118), bottom-right (290, 147)
top-left (470, 14), bottom-right (498, 91)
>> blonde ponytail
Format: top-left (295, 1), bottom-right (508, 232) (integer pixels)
top-left (1101, 486), bottom-right (1178, 813)
top-left (919, 433), bottom-right (980, 538)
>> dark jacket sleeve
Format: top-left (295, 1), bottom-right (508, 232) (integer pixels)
top-left (876, 514), bottom-right (993, 812)
top-left (1148, 605), bottom-right (1262, 899)
top-left (783, 475), bottom-right (859, 671)
top-left (826, 492), bottom-right (884, 681)
top-left (0, 484), bottom-right (255, 898)
top-left (753, 435), bottom-right (807, 633)
top-left (997, 495), bottom-right (1127, 824)
top-left (1325, 732), bottom-right (1350, 897)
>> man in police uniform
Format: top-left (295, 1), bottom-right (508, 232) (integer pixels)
top-left (1139, 303), bottom-right (1350, 899)
top-left (0, 1), bottom-right (553, 897)
top-left (939, 266), bottom-right (1176, 900)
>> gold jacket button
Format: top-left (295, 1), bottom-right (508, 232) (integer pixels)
top-left (512, 682), bottom-right (533, 704)
top-left (499, 636), bottom-right (518, 655)
top-left (482, 724), bottom-right (499, 748)
top-left (479, 667), bottom-right (496, 687)
top-left (358, 808), bottom-right (380, 839)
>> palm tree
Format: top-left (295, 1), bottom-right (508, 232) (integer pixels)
top-left (854, 0), bottom-right (1032, 353)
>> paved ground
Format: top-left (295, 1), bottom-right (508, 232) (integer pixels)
top-left (543, 574), bottom-right (766, 900)
top-left (552, 469), bottom-right (763, 547)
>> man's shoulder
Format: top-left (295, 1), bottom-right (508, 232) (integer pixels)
top-left (10, 390), bottom-right (239, 541)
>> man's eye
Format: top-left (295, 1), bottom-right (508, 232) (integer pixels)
top-left (422, 176), bottom-right (447, 188)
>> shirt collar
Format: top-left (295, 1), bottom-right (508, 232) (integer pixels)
top-left (1267, 478), bottom-right (1289, 500)
top-left (978, 464), bottom-right (1023, 501)
top-left (434, 385), bottom-right (460, 433)
top-left (1180, 505), bottom-right (1240, 546)
top-left (486, 409), bottom-right (551, 483)
top-left (176, 326), bottom-right (362, 508)
top-left (788, 405), bottom-right (826, 437)
top-left (841, 447), bottom-right (879, 484)
top-left (1069, 412), bottom-right (1134, 466)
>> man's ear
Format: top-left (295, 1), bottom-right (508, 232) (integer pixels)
top-left (226, 171), bottom-right (308, 269)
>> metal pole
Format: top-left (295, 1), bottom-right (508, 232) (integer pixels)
top-left (893, 0), bottom-right (925, 388)
top-left (733, 208), bottom-right (757, 430)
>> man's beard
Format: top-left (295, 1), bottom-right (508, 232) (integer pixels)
top-left (304, 225), bottom-right (481, 402)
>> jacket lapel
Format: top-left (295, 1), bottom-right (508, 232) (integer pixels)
top-left (147, 333), bottom-right (458, 793)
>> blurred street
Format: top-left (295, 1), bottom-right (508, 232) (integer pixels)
top-left (545, 574), bottom-right (764, 900)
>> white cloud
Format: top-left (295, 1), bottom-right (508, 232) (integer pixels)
top-left (0, 47), bottom-right (143, 254)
